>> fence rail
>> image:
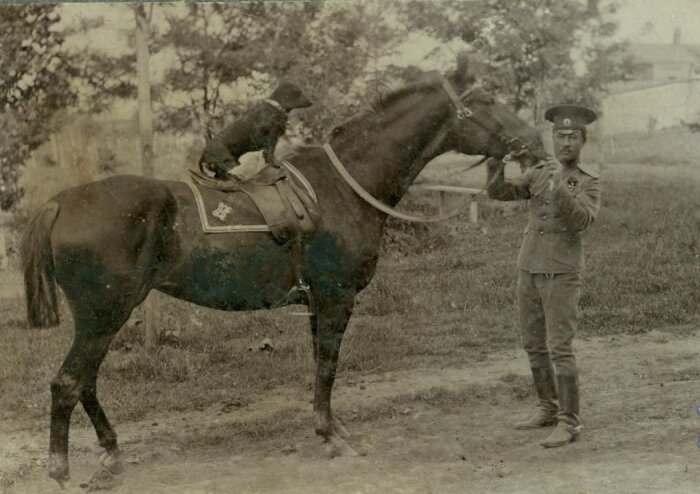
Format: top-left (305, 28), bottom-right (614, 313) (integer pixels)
top-left (409, 184), bottom-right (484, 224)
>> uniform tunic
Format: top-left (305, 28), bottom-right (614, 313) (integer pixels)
top-left (487, 160), bottom-right (601, 375)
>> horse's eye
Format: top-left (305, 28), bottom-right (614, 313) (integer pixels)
top-left (332, 126), bottom-right (343, 136)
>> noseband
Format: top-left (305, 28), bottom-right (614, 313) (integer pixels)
top-left (440, 76), bottom-right (532, 160)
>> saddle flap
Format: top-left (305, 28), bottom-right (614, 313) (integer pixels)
top-left (187, 163), bottom-right (320, 244)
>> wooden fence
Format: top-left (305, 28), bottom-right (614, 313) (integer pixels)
top-left (409, 184), bottom-right (484, 224)
top-left (0, 212), bottom-right (10, 269)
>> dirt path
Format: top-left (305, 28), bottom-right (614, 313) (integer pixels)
top-left (3, 329), bottom-right (699, 494)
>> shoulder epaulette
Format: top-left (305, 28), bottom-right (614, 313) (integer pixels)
top-left (577, 163), bottom-right (599, 178)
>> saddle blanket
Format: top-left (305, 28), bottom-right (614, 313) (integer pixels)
top-left (186, 161), bottom-right (319, 244)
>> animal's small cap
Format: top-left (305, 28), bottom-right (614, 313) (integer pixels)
top-left (270, 81), bottom-right (312, 111)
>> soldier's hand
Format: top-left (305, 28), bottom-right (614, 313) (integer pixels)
top-left (529, 158), bottom-right (562, 196)
top-left (485, 157), bottom-right (505, 173)
top-left (543, 158), bottom-right (563, 189)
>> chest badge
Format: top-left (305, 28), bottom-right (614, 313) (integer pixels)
top-left (567, 177), bottom-right (578, 193)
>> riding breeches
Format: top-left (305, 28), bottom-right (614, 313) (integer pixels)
top-left (517, 270), bottom-right (581, 377)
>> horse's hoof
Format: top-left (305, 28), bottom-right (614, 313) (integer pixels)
top-left (325, 435), bottom-right (360, 459)
top-left (84, 466), bottom-right (123, 492)
top-left (48, 454), bottom-right (70, 485)
top-left (331, 417), bottom-right (351, 440)
top-left (99, 450), bottom-right (124, 475)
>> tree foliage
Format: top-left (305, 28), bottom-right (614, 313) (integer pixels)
top-left (398, 0), bottom-right (630, 121)
top-left (2, 0), bottom-right (632, 211)
top-left (156, 1), bottom-right (401, 140)
top-left (0, 5), bottom-right (76, 210)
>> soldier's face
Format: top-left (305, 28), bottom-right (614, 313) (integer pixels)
top-left (553, 130), bottom-right (585, 165)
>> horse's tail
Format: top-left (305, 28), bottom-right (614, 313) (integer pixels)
top-left (20, 201), bottom-right (60, 328)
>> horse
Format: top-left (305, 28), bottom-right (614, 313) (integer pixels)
top-left (21, 61), bottom-right (543, 484)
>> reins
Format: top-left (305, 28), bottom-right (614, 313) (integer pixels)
top-left (323, 143), bottom-right (477, 223)
top-left (323, 76), bottom-right (527, 223)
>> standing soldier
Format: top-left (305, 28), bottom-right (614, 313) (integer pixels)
top-left (486, 105), bottom-right (601, 448)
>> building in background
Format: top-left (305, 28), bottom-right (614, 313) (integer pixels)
top-left (624, 28), bottom-right (700, 84)
top-left (601, 28), bottom-right (700, 136)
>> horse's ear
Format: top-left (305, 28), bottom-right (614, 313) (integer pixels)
top-left (452, 52), bottom-right (476, 88)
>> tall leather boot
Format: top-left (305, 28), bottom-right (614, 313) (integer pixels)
top-left (540, 374), bottom-right (582, 447)
top-left (514, 366), bottom-right (559, 430)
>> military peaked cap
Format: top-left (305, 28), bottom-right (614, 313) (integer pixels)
top-left (545, 105), bottom-right (597, 132)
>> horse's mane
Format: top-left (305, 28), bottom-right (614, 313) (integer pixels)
top-left (328, 71), bottom-right (445, 136)
top-left (369, 71), bottom-right (442, 112)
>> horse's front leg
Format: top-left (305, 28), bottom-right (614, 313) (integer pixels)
top-left (312, 293), bottom-right (359, 458)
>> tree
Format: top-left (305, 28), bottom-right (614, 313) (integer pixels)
top-left (156, 1), bottom-right (401, 140)
top-left (134, 4), bottom-right (154, 178)
top-left (59, 2), bottom-right (403, 146)
top-left (398, 0), bottom-right (630, 122)
top-left (155, 2), bottom-right (283, 137)
top-left (0, 5), bottom-right (76, 210)
top-left (134, 3), bottom-right (160, 349)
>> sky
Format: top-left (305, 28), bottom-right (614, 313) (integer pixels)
top-left (612, 0), bottom-right (700, 44)
top-left (58, 0), bottom-right (700, 61)
top-left (54, 0), bottom-right (700, 118)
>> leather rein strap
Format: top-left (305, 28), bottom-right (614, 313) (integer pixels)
top-left (321, 75), bottom-right (506, 223)
top-left (322, 143), bottom-right (478, 223)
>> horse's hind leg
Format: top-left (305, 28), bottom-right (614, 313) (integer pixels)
top-left (80, 365), bottom-right (123, 474)
top-left (48, 318), bottom-right (123, 484)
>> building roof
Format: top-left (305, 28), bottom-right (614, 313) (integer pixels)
top-left (607, 79), bottom-right (691, 94)
top-left (627, 44), bottom-right (700, 65)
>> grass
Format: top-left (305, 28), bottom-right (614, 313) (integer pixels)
top-left (603, 125), bottom-right (700, 166)
top-left (1, 161), bottom-right (699, 433)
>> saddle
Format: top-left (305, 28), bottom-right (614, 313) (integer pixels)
top-left (187, 161), bottom-right (319, 244)
top-left (188, 161), bottom-right (320, 316)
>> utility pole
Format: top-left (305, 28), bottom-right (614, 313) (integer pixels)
top-left (134, 4), bottom-right (158, 349)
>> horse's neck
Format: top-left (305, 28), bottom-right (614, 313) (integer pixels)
top-left (336, 102), bottom-right (450, 207)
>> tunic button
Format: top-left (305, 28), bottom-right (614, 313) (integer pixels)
top-left (545, 199), bottom-right (550, 205)
top-left (539, 230), bottom-right (544, 235)
top-left (542, 214), bottom-right (547, 220)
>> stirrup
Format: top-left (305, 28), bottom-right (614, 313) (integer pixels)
top-left (288, 279), bottom-right (316, 317)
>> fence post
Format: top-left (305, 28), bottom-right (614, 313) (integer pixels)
top-left (608, 135), bottom-right (616, 161)
top-left (50, 134), bottom-right (62, 168)
top-left (0, 211), bottom-right (9, 269)
top-left (438, 190), bottom-right (446, 216)
top-left (469, 196), bottom-right (478, 224)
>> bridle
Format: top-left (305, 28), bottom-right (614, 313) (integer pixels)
top-left (440, 75), bottom-right (533, 164)
top-left (321, 76), bottom-right (537, 223)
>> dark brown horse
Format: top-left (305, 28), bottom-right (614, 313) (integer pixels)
top-left (21, 63), bottom-right (542, 484)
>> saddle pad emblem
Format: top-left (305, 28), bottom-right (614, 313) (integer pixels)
top-left (212, 202), bottom-right (233, 221)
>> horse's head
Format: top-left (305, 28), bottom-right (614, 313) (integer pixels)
top-left (438, 59), bottom-right (546, 168)
top-left (321, 57), bottom-right (545, 203)
top-left (447, 88), bottom-right (545, 164)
